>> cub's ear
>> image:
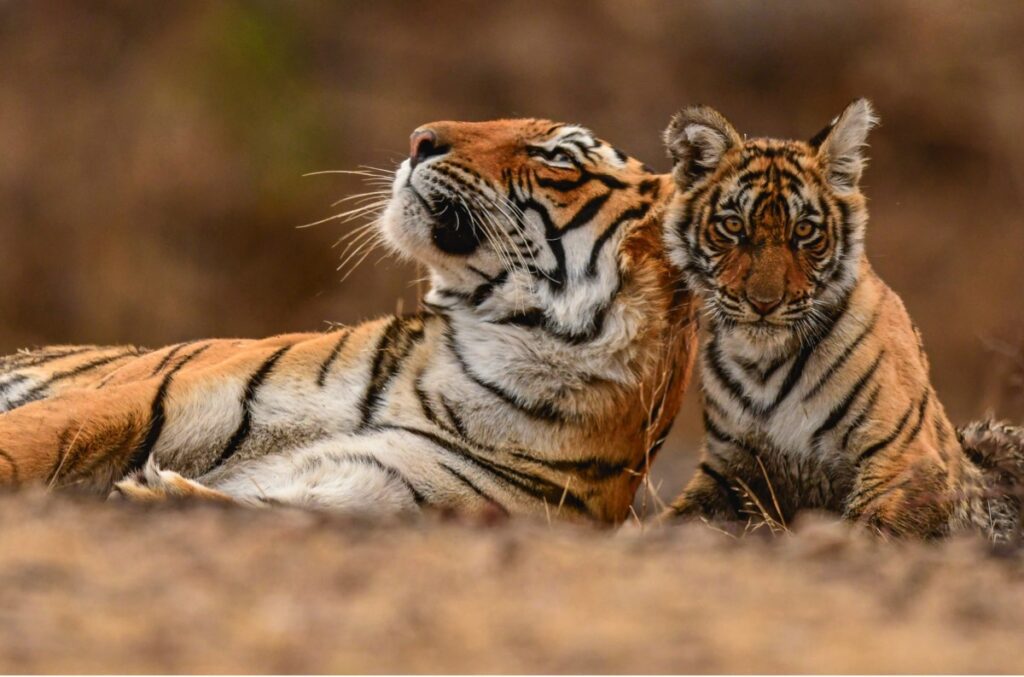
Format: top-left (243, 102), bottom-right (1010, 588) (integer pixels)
top-left (663, 105), bottom-right (741, 187)
top-left (810, 98), bottom-right (879, 193)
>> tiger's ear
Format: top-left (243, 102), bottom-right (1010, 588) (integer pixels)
top-left (663, 106), bottom-right (741, 187)
top-left (811, 99), bottom-right (879, 193)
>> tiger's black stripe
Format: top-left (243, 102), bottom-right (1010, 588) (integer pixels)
top-left (3, 346), bottom-right (97, 370)
top-left (359, 317), bottom-right (426, 428)
top-left (438, 462), bottom-right (509, 515)
top-left (507, 450), bottom-right (628, 482)
top-left (445, 329), bottom-right (563, 423)
top-left (124, 343), bottom-right (214, 477)
top-left (378, 424), bottom-right (590, 515)
top-left (440, 396), bottom-right (469, 439)
top-left (210, 344), bottom-right (293, 470)
top-left (333, 453), bottom-right (425, 505)
top-left (317, 330), bottom-right (352, 387)
top-left (0, 374), bottom-right (28, 402)
top-left (149, 342), bottom-right (192, 378)
top-left (7, 350), bottom-right (140, 411)
top-left (586, 204), bottom-right (651, 275)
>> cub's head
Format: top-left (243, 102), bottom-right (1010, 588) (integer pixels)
top-left (662, 100), bottom-right (878, 339)
top-left (380, 119), bottom-right (674, 341)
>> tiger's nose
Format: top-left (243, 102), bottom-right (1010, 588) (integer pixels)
top-left (748, 295), bottom-right (782, 316)
top-left (409, 128), bottom-right (448, 168)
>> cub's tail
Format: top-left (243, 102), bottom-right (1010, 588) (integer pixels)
top-left (958, 418), bottom-right (1024, 544)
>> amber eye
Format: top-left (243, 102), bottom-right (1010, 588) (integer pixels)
top-left (794, 220), bottom-right (818, 239)
top-left (720, 216), bottom-right (744, 236)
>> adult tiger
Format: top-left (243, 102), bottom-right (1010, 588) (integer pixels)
top-left (660, 100), bottom-right (1022, 540)
top-left (0, 119), bottom-right (697, 524)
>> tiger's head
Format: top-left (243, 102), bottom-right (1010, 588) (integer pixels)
top-left (380, 119), bottom-right (674, 343)
top-left (662, 100), bottom-right (878, 343)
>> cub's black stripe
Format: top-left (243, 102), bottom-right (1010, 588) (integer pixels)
top-left (767, 293), bottom-right (852, 414)
top-left (697, 462), bottom-right (744, 518)
top-left (902, 389), bottom-right (932, 448)
top-left (438, 462), bottom-right (509, 515)
top-left (378, 424), bottom-right (590, 515)
top-left (802, 302), bottom-right (882, 402)
top-left (211, 344), bottom-right (293, 470)
top-left (7, 351), bottom-right (139, 411)
top-left (446, 331), bottom-right (563, 423)
top-left (841, 384), bottom-right (881, 451)
top-left (0, 449), bottom-right (19, 486)
top-left (123, 343), bottom-right (213, 477)
top-left (705, 336), bottom-right (758, 412)
top-left (857, 398), bottom-right (917, 465)
top-left (317, 330), bottom-right (352, 387)
top-left (359, 317), bottom-right (426, 428)
top-left (811, 351), bottom-right (885, 448)
top-left (736, 354), bottom-right (790, 384)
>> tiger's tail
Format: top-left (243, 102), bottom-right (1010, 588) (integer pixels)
top-left (958, 418), bottom-right (1024, 544)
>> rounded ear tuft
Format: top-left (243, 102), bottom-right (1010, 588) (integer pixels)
top-left (814, 98), bottom-right (879, 193)
top-left (663, 105), bottom-right (741, 188)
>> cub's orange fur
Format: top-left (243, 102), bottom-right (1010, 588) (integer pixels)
top-left (661, 100), bottom-right (1021, 540)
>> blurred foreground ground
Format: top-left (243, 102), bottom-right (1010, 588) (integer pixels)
top-left (2, 492), bottom-right (1023, 674)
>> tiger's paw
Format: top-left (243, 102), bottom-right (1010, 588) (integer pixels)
top-left (109, 460), bottom-right (235, 504)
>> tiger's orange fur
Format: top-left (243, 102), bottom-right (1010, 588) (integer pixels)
top-left (0, 119), bottom-right (698, 523)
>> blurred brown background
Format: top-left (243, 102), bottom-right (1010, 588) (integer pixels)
top-left (1, 0), bottom-right (1022, 493)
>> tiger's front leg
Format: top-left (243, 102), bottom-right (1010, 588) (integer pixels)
top-left (110, 459), bottom-right (237, 505)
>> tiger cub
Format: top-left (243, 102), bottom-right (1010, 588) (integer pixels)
top-left (660, 99), bottom-right (1020, 539)
top-left (0, 119), bottom-right (697, 523)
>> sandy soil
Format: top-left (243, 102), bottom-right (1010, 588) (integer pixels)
top-left (1, 491), bottom-right (1023, 674)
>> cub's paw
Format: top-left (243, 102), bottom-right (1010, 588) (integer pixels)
top-left (109, 460), bottom-right (234, 504)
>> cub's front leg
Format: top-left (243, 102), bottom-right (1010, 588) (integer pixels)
top-left (663, 430), bottom-right (767, 524)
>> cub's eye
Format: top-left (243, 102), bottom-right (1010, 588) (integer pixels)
top-left (718, 216), bottom-right (745, 237)
top-left (793, 220), bottom-right (819, 240)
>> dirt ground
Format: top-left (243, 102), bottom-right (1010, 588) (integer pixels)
top-left (1, 492), bottom-right (1023, 674)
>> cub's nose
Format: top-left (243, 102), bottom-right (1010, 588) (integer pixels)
top-left (748, 296), bottom-right (782, 316)
top-left (409, 128), bottom-right (449, 168)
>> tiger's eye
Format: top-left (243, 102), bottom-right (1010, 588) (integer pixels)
top-left (722, 216), bottom-right (744, 235)
top-left (794, 221), bottom-right (817, 238)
